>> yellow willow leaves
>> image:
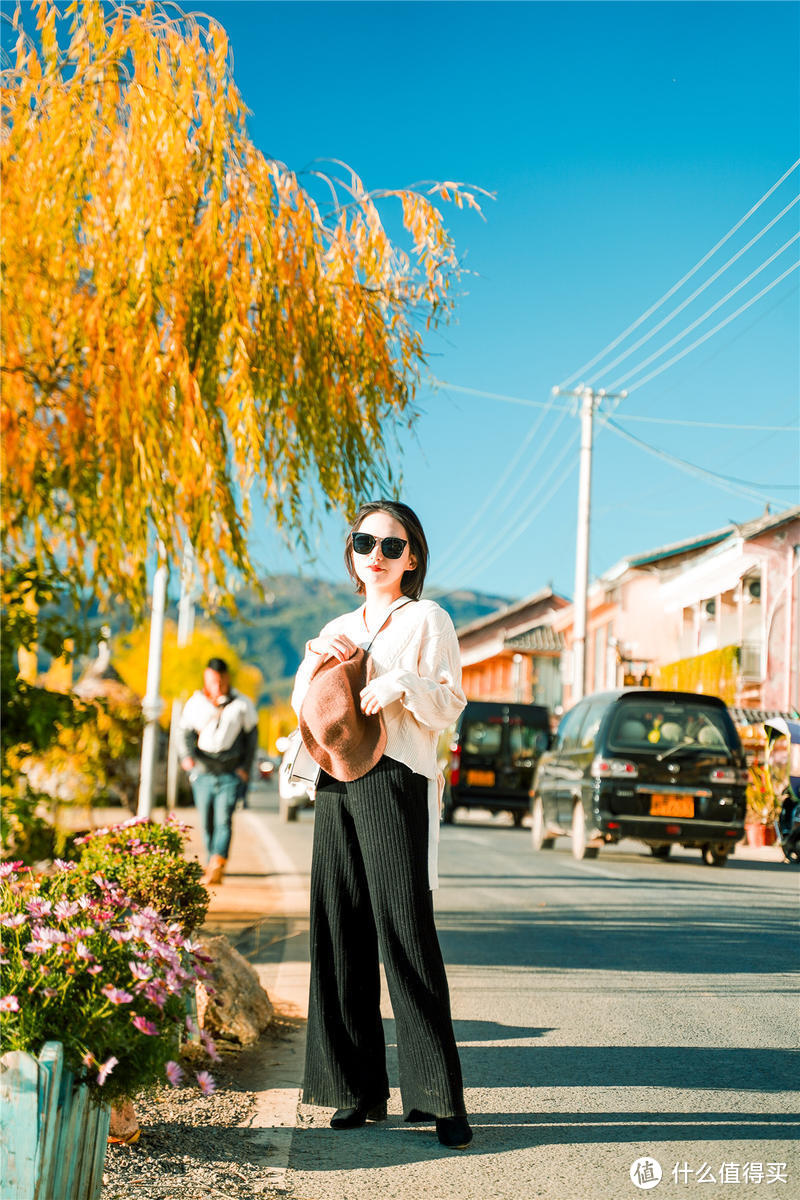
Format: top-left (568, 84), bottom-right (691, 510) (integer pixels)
top-left (1, 0), bottom-right (486, 617)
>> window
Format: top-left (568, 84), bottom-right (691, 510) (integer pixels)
top-left (607, 700), bottom-right (736, 754)
top-left (462, 721), bottom-right (502, 756)
top-left (509, 722), bottom-right (549, 760)
top-left (557, 703), bottom-right (587, 752)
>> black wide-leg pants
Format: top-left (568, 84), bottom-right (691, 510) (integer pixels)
top-left (302, 756), bottom-right (466, 1118)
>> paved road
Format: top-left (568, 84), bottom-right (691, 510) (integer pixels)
top-left (243, 789), bottom-right (799, 1200)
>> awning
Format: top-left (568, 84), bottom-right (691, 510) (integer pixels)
top-left (659, 545), bottom-right (761, 613)
top-left (728, 707), bottom-right (800, 727)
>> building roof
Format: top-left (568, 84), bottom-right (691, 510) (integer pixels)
top-left (455, 587), bottom-right (569, 637)
top-left (601, 504), bottom-right (800, 583)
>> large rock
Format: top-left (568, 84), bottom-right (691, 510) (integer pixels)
top-left (195, 935), bottom-right (273, 1045)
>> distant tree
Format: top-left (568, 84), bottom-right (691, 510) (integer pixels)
top-left (114, 620), bottom-right (263, 725)
top-left (1, 0), bottom-right (483, 617)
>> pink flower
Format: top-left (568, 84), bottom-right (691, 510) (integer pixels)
top-left (0, 913), bottom-right (27, 928)
top-left (0, 995), bottom-right (20, 1013)
top-left (53, 858), bottom-right (76, 870)
top-left (87, 964), bottom-right (102, 975)
top-left (165, 1060), bottom-right (184, 1087)
top-left (196, 1070), bottom-right (216, 1096)
top-left (54, 899), bottom-right (80, 920)
top-left (131, 1015), bottom-right (159, 1036)
top-left (75, 943), bottom-right (94, 961)
top-left (25, 898), bottom-right (52, 918)
top-left (143, 980), bottom-right (167, 1010)
top-left (200, 1030), bottom-right (220, 1063)
top-left (0, 861), bottom-right (24, 878)
top-left (128, 961), bottom-right (152, 982)
top-left (102, 985), bottom-right (134, 1005)
top-left (97, 1056), bottom-right (118, 1086)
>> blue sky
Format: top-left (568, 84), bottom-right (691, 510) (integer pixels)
top-left (195, 0), bottom-right (798, 601)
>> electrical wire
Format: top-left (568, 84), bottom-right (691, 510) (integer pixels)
top-left (435, 405), bottom-right (570, 575)
top-left (620, 258), bottom-right (800, 394)
top-left (432, 395), bottom-right (558, 573)
top-left (605, 418), bottom-right (794, 508)
top-left (438, 427), bottom-right (582, 584)
top-left (604, 233), bottom-right (800, 390)
top-left (586, 195), bottom-right (800, 386)
top-left (556, 157), bottom-right (800, 389)
top-left (430, 376), bottom-right (798, 430)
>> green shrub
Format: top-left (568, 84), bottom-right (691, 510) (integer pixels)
top-left (73, 816), bottom-right (208, 934)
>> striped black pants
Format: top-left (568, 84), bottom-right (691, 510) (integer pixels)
top-left (302, 756), bottom-right (466, 1118)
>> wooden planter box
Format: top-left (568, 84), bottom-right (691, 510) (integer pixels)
top-left (0, 1041), bottom-right (110, 1200)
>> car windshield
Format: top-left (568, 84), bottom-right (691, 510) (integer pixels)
top-left (606, 700), bottom-right (736, 755)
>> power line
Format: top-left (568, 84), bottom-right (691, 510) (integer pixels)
top-left (429, 377), bottom-right (798, 430)
top-left (439, 427), bottom-right (582, 584)
top-left (433, 398), bottom-right (561, 575)
top-left (605, 233), bottom-right (800, 391)
top-left (586, 195), bottom-right (800, 386)
top-left (557, 157), bottom-right (800, 389)
top-left (605, 418), bottom-right (794, 508)
top-left (436, 407), bottom-right (570, 575)
top-left (621, 258), bottom-right (800, 394)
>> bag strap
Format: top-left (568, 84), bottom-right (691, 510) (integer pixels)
top-left (364, 597), bottom-right (413, 654)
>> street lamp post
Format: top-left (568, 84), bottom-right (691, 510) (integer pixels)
top-left (137, 548), bottom-right (168, 818)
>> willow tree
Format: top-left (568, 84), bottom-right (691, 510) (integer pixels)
top-left (1, 0), bottom-right (481, 616)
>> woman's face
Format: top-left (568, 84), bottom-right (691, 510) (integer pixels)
top-left (351, 510), bottom-right (416, 595)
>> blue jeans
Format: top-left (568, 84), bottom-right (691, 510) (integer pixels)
top-left (192, 771), bottom-right (239, 860)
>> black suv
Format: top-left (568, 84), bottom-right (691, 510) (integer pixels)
top-left (443, 701), bottom-right (551, 826)
top-left (530, 689), bottom-right (748, 866)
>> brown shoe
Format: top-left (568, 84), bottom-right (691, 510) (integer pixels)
top-left (202, 855), bottom-right (227, 886)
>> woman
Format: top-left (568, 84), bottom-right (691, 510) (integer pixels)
top-left (291, 500), bottom-right (472, 1150)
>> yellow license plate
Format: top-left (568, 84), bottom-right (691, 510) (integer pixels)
top-left (650, 794), bottom-right (694, 818)
top-left (467, 769), bottom-right (495, 787)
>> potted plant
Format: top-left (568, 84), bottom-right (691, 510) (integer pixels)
top-left (745, 761), bottom-right (781, 846)
top-left (0, 850), bottom-right (216, 1199)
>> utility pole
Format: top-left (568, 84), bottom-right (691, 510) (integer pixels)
top-left (552, 384), bottom-right (627, 704)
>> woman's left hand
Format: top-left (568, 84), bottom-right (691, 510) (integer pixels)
top-left (360, 677), bottom-right (403, 716)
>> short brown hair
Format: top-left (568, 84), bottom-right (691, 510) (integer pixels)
top-left (344, 500), bottom-right (429, 600)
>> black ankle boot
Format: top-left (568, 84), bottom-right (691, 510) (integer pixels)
top-left (436, 1114), bottom-right (473, 1149)
top-left (330, 1100), bottom-right (388, 1130)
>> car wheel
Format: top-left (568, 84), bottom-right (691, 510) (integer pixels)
top-left (702, 843), bottom-right (729, 867)
top-left (531, 796), bottom-right (555, 850)
top-left (279, 793), bottom-right (298, 822)
top-left (571, 802), bottom-right (599, 860)
top-left (650, 845), bottom-right (672, 859)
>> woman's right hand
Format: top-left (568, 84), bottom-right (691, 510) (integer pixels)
top-left (309, 633), bottom-right (358, 663)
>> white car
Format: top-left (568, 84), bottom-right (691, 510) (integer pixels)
top-left (276, 735), bottom-right (315, 822)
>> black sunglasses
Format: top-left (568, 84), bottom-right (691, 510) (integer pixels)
top-left (351, 532), bottom-right (408, 560)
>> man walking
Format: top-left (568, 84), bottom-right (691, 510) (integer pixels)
top-left (178, 657), bottom-right (258, 885)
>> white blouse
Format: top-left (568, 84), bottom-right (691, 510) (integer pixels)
top-left (291, 597), bottom-right (467, 888)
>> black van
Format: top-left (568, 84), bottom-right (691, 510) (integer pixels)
top-left (442, 701), bottom-right (551, 826)
top-left (530, 688), bottom-right (748, 865)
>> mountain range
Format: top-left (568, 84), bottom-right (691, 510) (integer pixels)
top-left (211, 574), bottom-right (512, 704)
